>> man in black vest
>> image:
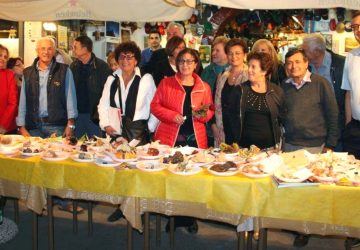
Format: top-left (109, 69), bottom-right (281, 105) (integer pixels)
top-left (71, 35), bottom-right (112, 138)
top-left (16, 36), bottom-right (80, 213)
top-left (17, 36), bottom-right (78, 138)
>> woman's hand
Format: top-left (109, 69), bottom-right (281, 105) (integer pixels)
top-left (0, 126), bottom-right (6, 134)
top-left (173, 114), bottom-right (185, 125)
top-left (105, 126), bottom-right (117, 136)
top-left (18, 126), bottom-right (31, 137)
top-left (211, 124), bottom-right (221, 146)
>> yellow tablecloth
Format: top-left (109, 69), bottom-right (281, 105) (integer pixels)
top-left (0, 155), bottom-right (359, 229)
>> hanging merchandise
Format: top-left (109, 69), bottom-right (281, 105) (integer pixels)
top-left (204, 22), bottom-right (213, 35)
top-left (321, 9), bottom-right (329, 20)
top-left (336, 22), bottom-right (345, 33)
top-left (329, 18), bottom-right (337, 31)
top-left (144, 23), bottom-right (152, 34)
top-left (314, 9), bottom-right (322, 21)
top-left (336, 8), bottom-right (345, 22)
top-left (305, 9), bottom-right (314, 20)
top-left (345, 21), bottom-right (352, 32)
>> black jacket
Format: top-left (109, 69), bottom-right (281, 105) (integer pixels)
top-left (23, 58), bottom-right (69, 129)
top-left (328, 49), bottom-right (346, 131)
top-left (240, 81), bottom-right (285, 146)
top-left (70, 53), bottom-right (112, 124)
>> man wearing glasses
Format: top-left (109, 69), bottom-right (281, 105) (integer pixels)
top-left (71, 35), bottom-right (112, 138)
top-left (341, 12), bottom-right (360, 248)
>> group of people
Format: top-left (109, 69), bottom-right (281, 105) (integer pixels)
top-left (1, 12), bottom-right (360, 246)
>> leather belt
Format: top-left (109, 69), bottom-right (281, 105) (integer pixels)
top-left (39, 117), bottom-right (49, 123)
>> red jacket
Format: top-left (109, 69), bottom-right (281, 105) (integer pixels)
top-left (0, 69), bottom-right (18, 132)
top-left (151, 72), bottom-right (214, 149)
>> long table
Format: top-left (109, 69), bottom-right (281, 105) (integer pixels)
top-left (1, 154), bottom-right (360, 249)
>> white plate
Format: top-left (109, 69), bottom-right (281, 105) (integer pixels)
top-left (138, 154), bottom-right (161, 160)
top-left (106, 151), bottom-right (138, 162)
top-left (136, 160), bottom-right (166, 172)
top-left (170, 146), bottom-right (199, 156)
top-left (0, 148), bottom-right (19, 155)
top-left (274, 168), bottom-right (313, 183)
top-left (21, 151), bottom-right (41, 156)
top-left (207, 165), bottom-right (239, 176)
top-left (239, 162), bottom-right (271, 178)
top-left (240, 171), bottom-right (271, 178)
top-left (95, 161), bottom-right (121, 167)
top-left (167, 164), bottom-right (202, 176)
top-left (191, 153), bottom-right (215, 164)
top-left (41, 153), bottom-right (69, 161)
top-left (313, 175), bottom-right (343, 184)
top-left (71, 154), bottom-right (94, 163)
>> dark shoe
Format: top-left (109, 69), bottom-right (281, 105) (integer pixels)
top-left (58, 203), bottom-right (84, 214)
top-left (186, 221), bottom-right (198, 234)
top-left (352, 238), bottom-right (360, 248)
top-left (293, 234), bottom-right (310, 248)
top-left (345, 238), bottom-right (360, 248)
top-left (107, 208), bottom-right (123, 222)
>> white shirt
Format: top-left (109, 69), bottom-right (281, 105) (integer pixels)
top-left (341, 47), bottom-right (360, 120)
top-left (98, 67), bottom-right (158, 132)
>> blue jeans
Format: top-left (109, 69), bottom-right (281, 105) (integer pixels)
top-left (75, 113), bottom-right (101, 138)
top-left (29, 123), bottom-right (65, 138)
top-left (29, 123), bottom-right (69, 208)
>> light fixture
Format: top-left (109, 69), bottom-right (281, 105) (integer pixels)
top-left (43, 22), bottom-right (57, 32)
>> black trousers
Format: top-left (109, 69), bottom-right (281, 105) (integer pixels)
top-left (343, 119), bottom-right (360, 159)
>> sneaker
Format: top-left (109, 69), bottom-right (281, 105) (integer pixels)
top-left (186, 221), bottom-right (198, 234)
top-left (293, 234), bottom-right (310, 248)
top-left (107, 208), bottom-right (123, 222)
top-left (345, 238), bottom-right (360, 248)
top-left (352, 238), bottom-right (360, 248)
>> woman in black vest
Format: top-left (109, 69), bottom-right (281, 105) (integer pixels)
top-left (98, 41), bottom-right (158, 146)
top-left (98, 41), bottom-right (158, 222)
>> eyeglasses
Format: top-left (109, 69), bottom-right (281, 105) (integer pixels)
top-left (178, 59), bottom-right (195, 65)
top-left (351, 24), bottom-right (360, 32)
top-left (227, 51), bottom-right (244, 57)
top-left (119, 54), bottom-right (135, 61)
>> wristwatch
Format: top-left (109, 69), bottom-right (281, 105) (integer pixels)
top-left (68, 124), bottom-right (76, 130)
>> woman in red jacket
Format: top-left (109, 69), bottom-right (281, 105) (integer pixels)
top-left (0, 44), bottom-right (18, 134)
top-left (151, 48), bottom-right (214, 149)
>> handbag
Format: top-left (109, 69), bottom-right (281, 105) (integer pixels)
top-left (116, 76), bottom-right (150, 146)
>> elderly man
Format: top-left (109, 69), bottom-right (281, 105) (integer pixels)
top-left (17, 36), bottom-right (77, 138)
top-left (71, 35), bottom-right (112, 138)
top-left (282, 48), bottom-right (339, 153)
top-left (282, 48), bottom-right (339, 247)
top-left (302, 33), bottom-right (346, 150)
top-left (17, 37), bottom-right (79, 213)
top-left (140, 30), bottom-right (162, 67)
top-left (142, 22), bottom-right (185, 74)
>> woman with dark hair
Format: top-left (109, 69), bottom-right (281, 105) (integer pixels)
top-left (98, 41), bottom-right (158, 222)
top-left (0, 44), bottom-right (18, 134)
top-left (152, 36), bottom-right (186, 86)
top-left (151, 48), bottom-right (214, 233)
top-left (211, 38), bottom-right (249, 146)
top-left (7, 57), bottom-right (24, 89)
top-left (98, 41), bottom-right (158, 143)
top-left (251, 39), bottom-right (287, 85)
top-left (151, 48), bottom-right (214, 148)
top-left (239, 51), bottom-right (285, 149)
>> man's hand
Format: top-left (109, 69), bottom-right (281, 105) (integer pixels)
top-left (63, 126), bottom-right (74, 137)
top-left (105, 126), bottom-right (117, 137)
top-left (18, 127), bottom-right (31, 137)
top-left (174, 114), bottom-right (185, 125)
top-left (322, 147), bottom-right (333, 153)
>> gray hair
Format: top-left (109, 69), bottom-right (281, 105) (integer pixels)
top-left (166, 22), bottom-right (185, 35)
top-left (36, 36), bottom-right (56, 50)
top-left (302, 33), bottom-right (326, 53)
